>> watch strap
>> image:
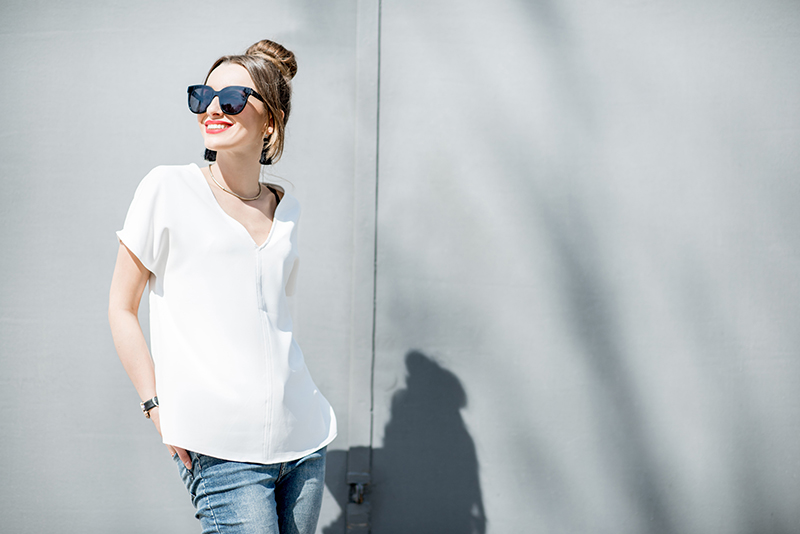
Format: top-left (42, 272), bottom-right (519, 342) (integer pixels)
top-left (140, 396), bottom-right (159, 418)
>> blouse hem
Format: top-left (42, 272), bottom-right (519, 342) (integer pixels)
top-left (163, 430), bottom-right (338, 465)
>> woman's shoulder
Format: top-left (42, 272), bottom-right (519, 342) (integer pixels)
top-left (264, 183), bottom-right (300, 218)
top-left (135, 163), bottom-right (201, 194)
top-left (142, 163), bottom-right (200, 183)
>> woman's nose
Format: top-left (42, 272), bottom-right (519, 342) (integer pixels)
top-left (206, 96), bottom-right (223, 116)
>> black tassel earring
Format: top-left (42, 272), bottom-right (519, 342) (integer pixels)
top-left (260, 135), bottom-right (272, 165)
top-left (204, 149), bottom-right (217, 162)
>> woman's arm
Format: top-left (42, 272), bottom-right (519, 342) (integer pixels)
top-left (108, 242), bottom-right (191, 469)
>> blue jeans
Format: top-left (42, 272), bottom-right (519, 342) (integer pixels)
top-left (173, 447), bottom-right (326, 534)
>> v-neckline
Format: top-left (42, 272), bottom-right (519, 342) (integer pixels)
top-left (191, 163), bottom-right (284, 249)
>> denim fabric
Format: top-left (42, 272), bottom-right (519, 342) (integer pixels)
top-left (172, 447), bottom-right (326, 534)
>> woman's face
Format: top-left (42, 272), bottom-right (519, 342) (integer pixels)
top-left (198, 63), bottom-right (269, 158)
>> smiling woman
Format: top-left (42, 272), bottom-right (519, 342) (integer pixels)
top-left (108, 39), bottom-right (336, 534)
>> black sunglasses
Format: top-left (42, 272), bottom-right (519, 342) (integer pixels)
top-left (187, 85), bottom-right (265, 115)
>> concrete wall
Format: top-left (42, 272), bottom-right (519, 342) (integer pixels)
top-left (368, 2), bottom-right (800, 533)
top-left (0, 1), bottom-right (359, 532)
top-left (2, 1), bottom-right (799, 533)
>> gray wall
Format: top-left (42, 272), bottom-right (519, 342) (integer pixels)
top-left (369, 2), bottom-right (800, 533)
top-left (2, 1), bottom-right (799, 533)
top-left (0, 1), bottom-right (359, 532)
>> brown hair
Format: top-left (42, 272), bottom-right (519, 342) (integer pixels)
top-left (205, 39), bottom-right (298, 164)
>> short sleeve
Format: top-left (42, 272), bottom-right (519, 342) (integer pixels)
top-left (116, 168), bottom-right (170, 276)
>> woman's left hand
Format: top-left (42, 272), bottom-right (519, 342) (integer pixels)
top-left (169, 445), bottom-right (193, 471)
top-left (150, 406), bottom-right (193, 470)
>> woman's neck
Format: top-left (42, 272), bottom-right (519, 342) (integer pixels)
top-left (212, 153), bottom-right (263, 198)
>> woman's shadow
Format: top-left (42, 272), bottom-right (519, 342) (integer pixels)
top-left (324, 350), bottom-right (486, 533)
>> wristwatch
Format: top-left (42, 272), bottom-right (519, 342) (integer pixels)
top-left (140, 396), bottom-right (159, 418)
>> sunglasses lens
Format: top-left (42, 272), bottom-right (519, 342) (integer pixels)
top-left (188, 86), bottom-right (214, 114)
top-left (219, 87), bottom-right (248, 115)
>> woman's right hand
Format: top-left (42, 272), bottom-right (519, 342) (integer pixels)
top-left (150, 406), bottom-right (193, 470)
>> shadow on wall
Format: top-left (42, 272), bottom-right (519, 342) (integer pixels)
top-left (323, 351), bottom-right (486, 534)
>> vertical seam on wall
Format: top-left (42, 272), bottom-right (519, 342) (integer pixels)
top-left (348, 0), bottom-right (382, 492)
top-left (369, 0), bottom-right (382, 472)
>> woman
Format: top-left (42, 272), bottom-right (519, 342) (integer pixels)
top-left (108, 39), bottom-right (336, 534)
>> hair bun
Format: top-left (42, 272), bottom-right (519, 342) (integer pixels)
top-left (246, 39), bottom-right (297, 81)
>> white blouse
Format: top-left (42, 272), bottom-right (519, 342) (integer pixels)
top-left (117, 163), bottom-right (336, 464)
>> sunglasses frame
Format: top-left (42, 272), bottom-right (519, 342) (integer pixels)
top-left (187, 85), bottom-right (266, 115)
